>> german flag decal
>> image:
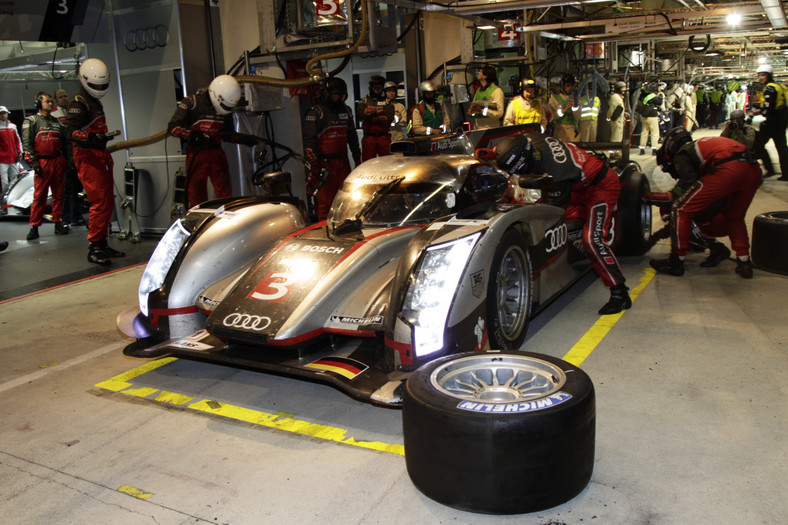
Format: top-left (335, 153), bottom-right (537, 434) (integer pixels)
top-left (305, 356), bottom-right (368, 380)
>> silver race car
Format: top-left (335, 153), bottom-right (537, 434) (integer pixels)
top-left (118, 128), bottom-right (651, 406)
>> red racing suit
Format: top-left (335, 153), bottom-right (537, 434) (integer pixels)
top-left (65, 89), bottom-right (115, 243)
top-left (21, 112), bottom-right (66, 226)
top-left (168, 90), bottom-right (232, 207)
top-left (358, 95), bottom-right (393, 160)
top-left (530, 133), bottom-right (625, 288)
top-left (667, 136), bottom-right (762, 257)
top-left (302, 101), bottom-right (361, 220)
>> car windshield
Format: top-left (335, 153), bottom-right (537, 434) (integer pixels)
top-left (327, 156), bottom-right (464, 227)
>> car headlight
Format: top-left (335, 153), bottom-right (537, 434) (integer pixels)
top-left (402, 233), bottom-right (481, 357)
top-left (138, 219), bottom-right (191, 317)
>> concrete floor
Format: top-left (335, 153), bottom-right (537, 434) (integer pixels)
top-left (1, 130), bottom-right (787, 524)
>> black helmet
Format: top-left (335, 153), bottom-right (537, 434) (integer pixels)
top-left (325, 77), bottom-right (347, 96)
top-left (519, 78), bottom-right (537, 92)
top-left (662, 127), bottom-right (693, 160)
top-left (495, 135), bottom-right (535, 175)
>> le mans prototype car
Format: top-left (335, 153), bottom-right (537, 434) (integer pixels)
top-left (118, 127), bottom-right (651, 513)
top-left (118, 127), bottom-right (651, 407)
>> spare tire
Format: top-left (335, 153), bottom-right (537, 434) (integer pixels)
top-left (402, 351), bottom-right (595, 514)
top-left (751, 211), bottom-right (788, 275)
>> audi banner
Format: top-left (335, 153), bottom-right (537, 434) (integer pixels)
top-left (0, 0), bottom-right (108, 43)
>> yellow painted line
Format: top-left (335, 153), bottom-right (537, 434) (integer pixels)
top-left (95, 359), bottom-right (404, 456)
top-left (118, 484), bottom-right (154, 500)
top-left (562, 267), bottom-right (656, 367)
top-left (94, 357), bottom-right (178, 391)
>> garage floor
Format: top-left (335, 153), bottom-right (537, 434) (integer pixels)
top-left (1, 129), bottom-right (787, 524)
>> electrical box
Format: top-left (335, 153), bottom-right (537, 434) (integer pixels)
top-left (244, 82), bottom-right (284, 112)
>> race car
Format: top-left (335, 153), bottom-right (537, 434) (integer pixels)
top-left (118, 128), bottom-right (651, 406)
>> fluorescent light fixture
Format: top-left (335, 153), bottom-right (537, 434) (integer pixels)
top-left (476, 25), bottom-right (496, 30)
top-left (726, 13), bottom-right (742, 25)
top-left (761, 0), bottom-right (788, 27)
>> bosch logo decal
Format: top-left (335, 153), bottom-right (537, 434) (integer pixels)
top-left (545, 223), bottom-right (568, 253)
top-left (457, 392), bottom-right (572, 413)
top-left (544, 137), bottom-right (567, 164)
top-left (300, 245), bottom-right (345, 254)
top-left (223, 313), bottom-right (272, 331)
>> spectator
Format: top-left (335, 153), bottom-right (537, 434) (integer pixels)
top-left (168, 74), bottom-right (250, 208)
top-left (495, 133), bottom-right (631, 315)
top-left (384, 81), bottom-right (407, 143)
top-left (720, 109), bottom-right (760, 164)
top-left (649, 128), bottom-right (762, 278)
top-left (503, 77), bottom-right (547, 130)
top-left (469, 66), bottom-right (504, 129)
top-left (607, 81), bottom-right (627, 145)
top-left (547, 74), bottom-right (580, 142)
top-left (410, 81), bottom-right (450, 136)
top-left (578, 92), bottom-right (601, 142)
top-left (302, 77), bottom-right (361, 221)
top-left (683, 84), bottom-right (697, 131)
top-left (752, 64), bottom-right (788, 180)
top-left (65, 58), bottom-right (125, 266)
top-left (0, 105), bottom-right (23, 197)
top-left (21, 92), bottom-right (69, 240)
top-left (636, 82), bottom-right (663, 155)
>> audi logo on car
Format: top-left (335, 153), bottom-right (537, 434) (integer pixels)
top-left (223, 313), bottom-right (272, 331)
top-left (545, 136), bottom-right (567, 164)
top-left (545, 223), bottom-right (568, 253)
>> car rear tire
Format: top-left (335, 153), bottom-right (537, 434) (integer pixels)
top-left (617, 168), bottom-right (652, 255)
top-left (486, 230), bottom-right (532, 350)
top-left (751, 211), bottom-right (788, 275)
top-left (402, 351), bottom-right (595, 514)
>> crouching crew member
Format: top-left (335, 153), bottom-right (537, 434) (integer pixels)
top-left (649, 128), bottom-right (762, 278)
top-left (495, 133), bottom-right (631, 314)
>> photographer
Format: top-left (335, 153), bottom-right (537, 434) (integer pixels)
top-left (720, 109), bottom-right (759, 164)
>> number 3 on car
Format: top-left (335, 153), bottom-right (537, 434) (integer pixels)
top-left (248, 272), bottom-right (294, 302)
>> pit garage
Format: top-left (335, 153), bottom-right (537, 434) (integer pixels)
top-left (1, 0), bottom-right (787, 523)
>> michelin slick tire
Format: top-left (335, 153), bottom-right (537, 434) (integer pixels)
top-left (616, 167), bottom-right (652, 256)
top-left (402, 351), bottom-right (595, 514)
top-left (751, 211), bottom-right (788, 275)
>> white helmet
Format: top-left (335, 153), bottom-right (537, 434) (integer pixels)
top-left (208, 75), bottom-right (241, 115)
top-left (79, 58), bottom-right (110, 99)
top-left (756, 64), bottom-right (773, 75)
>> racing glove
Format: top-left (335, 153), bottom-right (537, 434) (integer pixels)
top-left (189, 132), bottom-right (213, 148)
top-left (305, 147), bottom-right (318, 165)
top-left (88, 131), bottom-right (116, 144)
top-left (31, 160), bottom-right (42, 175)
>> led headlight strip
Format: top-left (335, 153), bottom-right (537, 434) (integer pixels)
top-left (402, 232), bottom-right (481, 357)
top-left (138, 219), bottom-right (191, 317)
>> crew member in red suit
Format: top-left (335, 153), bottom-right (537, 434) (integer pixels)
top-left (168, 74), bottom-right (245, 207)
top-left (357, 75), bottom-right (393, 160)
top-left (0, 105), bottom-right (22, 197)
top-left (303, 77), bottom-right (361, 221)
top-left (496, 133), bottom-right (631, 315)
top-left (65, 58), bottom-right (125, 265)
top-left (21, 92), bottom-right (69, 240)
top-left (648, 127), bottom-right (762, 278)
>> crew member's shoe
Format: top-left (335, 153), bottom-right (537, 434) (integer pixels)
top-left (87, 242), bottom-right (111, 266)
top-left (778, 176), bottom-right (788, 182)
top-left (54, 222), bottom-right (70, 235)
top-left (735, 259), bottom-right (754, 279)
top-left (96, 238), bottom-right (125, 258)
top-left (26, 226), bottom-right (39, 241)
top-left (650, 252), bottom-right (685, 276)
top-left (700, 242), bottom-right (731, 267)
top-left (0, 241), bottom-right (8, 252)
top-left (598, 284), bottom-right (632, 315)
top-left (639, 148), bottom-right (645, 155)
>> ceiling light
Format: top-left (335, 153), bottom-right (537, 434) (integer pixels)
top-left (475, 24), bottom-right (496, 30)
top-left (727, 13), bottom-right (742, 25)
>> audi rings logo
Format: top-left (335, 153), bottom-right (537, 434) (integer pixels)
top-left (223, 313), bottom-right (272, 331)
top-left (545, 137), bottom-right (567, 164)
top-left (123, 25), bottom-right (169, 52)
top-left (545, 223), bottom-right (568, 253)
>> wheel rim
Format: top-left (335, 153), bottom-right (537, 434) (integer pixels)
top-left (430, 354), bottom-right (566, 402)
top-left (495, 245), bottom-right (530, 341)
top-left (640, 201), bottom-right (652, 242)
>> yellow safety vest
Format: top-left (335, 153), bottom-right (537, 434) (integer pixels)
top-left (766, 82), bottom-right (788, 109)
top-left (512, 97), bottom-right (543, 124)
top-left (579, 96), bottom-right (600, 122)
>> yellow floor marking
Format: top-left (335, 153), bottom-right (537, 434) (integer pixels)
top-left (95, 359), bottom-right (404, 456)
top-left (562, 267), bottom-right (656, 367)
top-left (118, 484), bottom-right (154, 500)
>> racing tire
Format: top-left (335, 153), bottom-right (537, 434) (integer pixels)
top-left (751, 211), bottom-right (788, 275)
top-left (402, 351), bottom-right (595, 514)
top-left (486, 230), bottom-right (532, 350)
top-left (616, 168), bottom-right (652, 255)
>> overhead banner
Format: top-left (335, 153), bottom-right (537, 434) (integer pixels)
top-left (0, 0), bottom-right (108, 43)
